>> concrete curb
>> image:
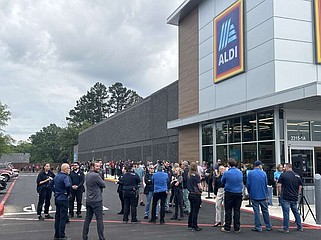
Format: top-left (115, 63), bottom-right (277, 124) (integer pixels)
top-left (0, 204), bottom-right (4, 216)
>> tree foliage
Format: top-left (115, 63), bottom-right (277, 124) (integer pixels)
top-left (108, 82), bottom-right (143, 114)
top-left (0, 102), bottom-right (12, 156)
top-left (66, 82), bottom-right (109, 127)
top-left (66, 82), bottom-right (143, 127)
top-left (29, 124), bottom-right (63, 163)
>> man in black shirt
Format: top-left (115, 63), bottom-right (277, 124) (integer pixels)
top-left (69, 162), bottom-right (85, 218)
top-left (277, 163), bottom-right (303, 233)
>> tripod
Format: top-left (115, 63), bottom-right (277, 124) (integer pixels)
top-left (298, 187), bottom-right (316, 222)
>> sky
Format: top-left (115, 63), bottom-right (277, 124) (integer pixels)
top-left (0, 0), bottom-right (184, 143)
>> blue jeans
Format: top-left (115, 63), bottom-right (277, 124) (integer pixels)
top-left (280, 198), bottom-right (302, 230)
top-left (54, 199), bottom-right (68, 239)
top-left (144, 192), bottom-right (158, 217)
top-left (82, 201), bottom-right (105, 240)
top-left (251, 199), bottom-right (272, 230)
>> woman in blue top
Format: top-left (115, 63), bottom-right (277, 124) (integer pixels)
top-left (274, 164), bottom-right (283, 206)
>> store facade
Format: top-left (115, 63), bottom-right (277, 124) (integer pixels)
top-left (167, 0), bottom-right (321, 180)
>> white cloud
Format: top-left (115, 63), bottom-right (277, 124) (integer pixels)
top-left (0, 0), bottom-right (183, 142)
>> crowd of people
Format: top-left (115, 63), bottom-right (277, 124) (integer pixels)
top-left (35, 158), bottom-right (304, 239)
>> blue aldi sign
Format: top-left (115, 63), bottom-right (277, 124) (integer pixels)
top-left (214, 0), bottom-right (244, 83)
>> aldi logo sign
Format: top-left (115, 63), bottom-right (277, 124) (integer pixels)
top-left (314, 0), bottom-right (321, 63)
top-left (214, 0), bottom-right (244, 83)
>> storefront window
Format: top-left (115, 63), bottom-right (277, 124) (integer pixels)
top-left (202, 146), bottom-right (213, 165)
top-left (258, 142), bottom-right (275, 167)
top-left (202, 123), bottom-right (213, 145)
top-left (228, 117), bottom-right (241, 143)
top-left (216, 120), bottom-right (227, 144)
top-left (216, 145), bottom-right (227, 162)
top-left (229, 144), bottom-right (241, 161)
top-left (242, 114), bottom-right (256, 142)
top-left (243, 143), bottom-right (257, 164)
top-left (312, 121), bottom-right (321, 141)
top-left (287, 120), bottom-right (310, 141)
top-left (258, 111), bottom-right (274, 140)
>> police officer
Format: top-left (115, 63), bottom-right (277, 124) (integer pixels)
top-left (69, 162), bottom-right (85, 218)
top-left (122, 163), bottom-right (141, 223)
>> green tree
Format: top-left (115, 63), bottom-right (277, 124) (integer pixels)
top-left (29, 124), bottom-right (63, 163)
top-left (11, 140), bottom-right (32, 154)
top-left (107, 82), bottom-right (143, 115)
top-left (0, 102), bottom-right (12, 156)
top-left (66, 82), bottom-right (109, 127)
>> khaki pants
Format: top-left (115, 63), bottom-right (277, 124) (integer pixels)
top-left (215, 188), bottom-right (224, 223)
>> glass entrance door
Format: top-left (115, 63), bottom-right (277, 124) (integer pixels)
top-left (290, 149), bottom-right (314, 183)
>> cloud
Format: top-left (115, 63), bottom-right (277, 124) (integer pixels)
top-left (0, 0), bottom-right (182, 142)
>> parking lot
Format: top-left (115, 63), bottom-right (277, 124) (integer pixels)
top-left (0, 173), bottom-right (320, 240)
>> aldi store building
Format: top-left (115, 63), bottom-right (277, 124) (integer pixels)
top-left (167, 0), bottom-right (321, 182)
top-left (78, 0), bottom-right (321, 183)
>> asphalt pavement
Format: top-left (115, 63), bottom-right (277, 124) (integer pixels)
top-left (0, 172), bottom-right (320, 240)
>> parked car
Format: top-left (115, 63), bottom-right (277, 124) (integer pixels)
top-left (0, 169), bottom-right (12, 182)
top-left (0, 175), bottom-right (7, 190)
top-left (0, 163), bottom-right (19, 178)
top-left (4, 162), bottom-right (19, 177)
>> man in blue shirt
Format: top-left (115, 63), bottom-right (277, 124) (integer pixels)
top-left (53, 163), bottom-right (71, 240)
top-left (221, 158), bottom-right (243, 233)
top-left (247, 160), bottom-right (272, 232)
top-left (149, 165), bottom-right (168, 224)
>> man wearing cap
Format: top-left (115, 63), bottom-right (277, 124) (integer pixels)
top-left (246, 160), bottom-right (272, 232)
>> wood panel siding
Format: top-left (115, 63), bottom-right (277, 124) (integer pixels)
top-left (178, 7), bottom-right (199, 119)
top-left (179, 124), bottom-right (199, 163)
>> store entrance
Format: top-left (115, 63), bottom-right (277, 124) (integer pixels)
top-left (290, 148), bottom-right (314, 184)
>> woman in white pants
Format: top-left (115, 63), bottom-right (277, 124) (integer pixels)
top-left (213, 165), bottom-right (226, 227)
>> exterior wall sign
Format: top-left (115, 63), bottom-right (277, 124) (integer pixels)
top-left (214, 0), bottom-right (244, 83)
top-left (314, 0), bottom-right (321, 63)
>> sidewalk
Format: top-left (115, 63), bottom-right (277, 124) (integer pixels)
top-left (201, 191), bottom-right (321, 228)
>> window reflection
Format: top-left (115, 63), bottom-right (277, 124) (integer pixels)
top-left (202, 123), bottom-right (213, 145)
top-left (229, 144), bottom-right (241, 161)
top-left (258, 111), bottom-right (274, 140)
top-left (287, 120), bottom-right (310, 141)
top-left (258, 142), bottom-right (275, 167)
top-left (216, 121), bottom-right (228, 144)
top-left (216, 145), bottom-right (227, 162)
top-left (242, 114), bottom-right (256, 142)
top-left (243, 143), bottom-right (257, 164)
top-left (202, 146), bottom-right (213, 165)
top-left (312, 121), bottom-right (321, 141)
top-left (228, 117), bottom-right (241, 143)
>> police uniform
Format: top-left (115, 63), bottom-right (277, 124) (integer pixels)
top-left (122, 170), bottom-right (141, 223)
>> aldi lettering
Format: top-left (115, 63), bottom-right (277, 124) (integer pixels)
top-left (214, 0), bottom-right (244, 83)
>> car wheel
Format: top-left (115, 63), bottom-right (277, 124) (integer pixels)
top-left (2, 175), bottom-right (10, 182)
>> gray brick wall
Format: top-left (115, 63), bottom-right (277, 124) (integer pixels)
top-left (78, 81), bottom-right (178, 164)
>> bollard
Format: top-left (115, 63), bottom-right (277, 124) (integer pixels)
top-left (314, 174), bottom-right (321, 224)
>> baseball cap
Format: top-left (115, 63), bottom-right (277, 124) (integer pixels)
top-left (254, 160), bottom-right (263, 167)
